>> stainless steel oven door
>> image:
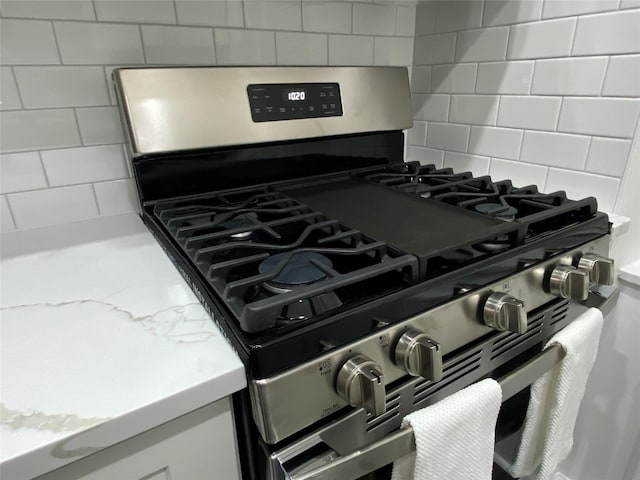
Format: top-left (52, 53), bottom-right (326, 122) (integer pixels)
top-left (266, 289), bottom-right (618, 480)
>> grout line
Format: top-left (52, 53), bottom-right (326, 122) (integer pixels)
top-left (599, 56), bottom-right (610, 95)
top-left (38, 151), bottom-right (51, 188)
top-left (299, 0), bottom-right (303, 32)
top-left (172, 0), bottom-right (179, 24)
top-left (494, 94), bottom-right (502, 126)
top-left (71, 108), bottom-right (85, 145)
top-left (583, 135), bottom-right (594, 170)
top-left (350, 3), bottom-right (354, 35)
top-left (542, 166), bottom-right (550, 191)
top-left (555, 96), bottom-right (565, 131)
top-left (504, 25), bottom-right (511, 61)
top-left (517, 128), bottom-right (525, 159)
top-left (612, 109), bottom-right (640, 211)
top-left (274, 30), bottom-right (279, 65)
top-left (9, 67), bottom-right (25, 109)
top-left (49, 20), bottom-right (64, 64)
top-left (465, 125), bottom-right (471, 153)
top-left (394, 5), bottom-right (399, 36)
top-left (568, 16), bottom-right (579, 56)
top-left (326, 34), bottom-right (330, 65)
top-left (240, 0), bottom-right (246, 29)
top-left (479, 0), bottom-right (486, 27)
top-left (4, 195), bottom-right (19, 230)
top-left (138, 25), bottom-right (148, 64)
top-left (90, 0), bottom-right (98, 21)
top-left (91, 183), bottom-right (102, 215)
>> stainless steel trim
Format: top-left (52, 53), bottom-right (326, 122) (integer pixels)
top-left (113, 67), bottom-right (413, 156)
top-left (287, 344), bottom-right (567, 480)
top-left (250, 236), bottom-right (610, 444)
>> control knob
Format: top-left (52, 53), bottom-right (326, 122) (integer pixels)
top-left (483, 292), bottom-right (527, 334)
top-left (394, 329), bottom-right (443, 381)
top-left (336, 355), bottom-right (385, 416)
top-left (577, 253), bottom-right (615, 286)
top-left (548, 265), bottom-right (589, 300)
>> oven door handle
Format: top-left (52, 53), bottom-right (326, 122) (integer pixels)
top-left (287, 343), bottom-right (566, 480)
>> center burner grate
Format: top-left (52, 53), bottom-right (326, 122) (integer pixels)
top-left (153, 187), bottom-right (419, 333)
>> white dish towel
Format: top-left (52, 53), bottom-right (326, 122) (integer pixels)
top-left (391, 378), bottom-right (502, 480)
top-left (495, 307), bottom-right (604, 480)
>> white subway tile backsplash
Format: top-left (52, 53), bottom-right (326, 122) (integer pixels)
top-left (215, 29), bottom-right (276, 65)
top-left (619, 0), bottom-right (640, 8)
top-left (94, 0), bottom-right (176, 24)
top-left (302, 2), bottom-right (351, 34)
top-left (443, 152), bottom-right (490, 177)
top-left (406, 146), bottom-right (444, 167)
top-left (520, 131), bottom-right (590, 169)
top-left (545, 168), bottom-right (619, 211)
top-left (497, 96), bottom-right (561, 131)
top-left (0, 152), bottom-right (48, 194)
top-left (353, 3), bottom-right (396, 36)
top-left (244, 0), bottom-right (301, 31)
top-left (0, 110), bottom-right (81, 153)
top-left (76, 107), bottom-right (125, 145)
top-left (413, 33), bottom-right (456, 65)
top-left (8, 184), bottom-right (98, 230)
top-left (415, 2), bottom-right (436, 36)
top-left (0, 19), bottom-right (60, 65)
top-left (507, 17), bottom-right (576, 60)
top-left (41, 145), bottom-right (127, 186)
top-left (374, 37), bottom-right (413, 66)
top-left (482, 0), bottom-right (543, 27)
top-left (558, 97), bottom-right (640, 138)
top-left (14, 67), bottom-right (110, 108)
top-left (142, 25), bottom-right (215, 65)
top-left (407, 121), bottom-right (427, 146)
top-left (54, 22), bottom-right (145, 65)
top-left (412, 94), bottom-right (450, 122)
top-left (0, 67), bottom-right (22, 111)
top-left (426, 123), bottom-right (470, 153)
top-left (542, 0), bottom-right (619, 19)
top-left (277, 32), bottom-right (327, 65)
top-left (585, 137), bottom-right (632, 177)
top-left (174, 0), bottom-right (244, 28)
top-left (573, 10), bottom-right (640, 56)
top-left (411, 66), bottom-right (431, 93)
top-left (396, 6), bottom-right (416, 37)
top-left (0, 0), bottom-right (95, 21)
top-left (531, 57), bottom-right (607, 95)
top-left (431, 64), bottom-right (477, 93)
top-left (602, 55), bottom-right (640, 97)
top-left (433, 0), bottom-right (483, 33)
top-left (1, 195), bottom-right (16, 232)
top-left (328, 35), bottom-right (374, 66)
top-left (475, 61), bottom-right (534, 94)
top-left (489, 158), bottom-right (548, 187)
top-left (449, 95), bottom-right (499, 125)
top-left (468, 126), bottom-right (523, 159)
top-left (455, 27), bottom-right (509, 62)
top-left (94, 179), bottom-right (138, 216)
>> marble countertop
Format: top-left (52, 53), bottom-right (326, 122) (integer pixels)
top-left (0, 213), bottom-right (246, 479)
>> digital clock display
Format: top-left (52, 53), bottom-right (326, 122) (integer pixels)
top-left (285, 89), bottom-right (306, 101)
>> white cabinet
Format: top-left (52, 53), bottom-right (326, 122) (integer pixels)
top-left (36, 397), bottom-right (241, 480)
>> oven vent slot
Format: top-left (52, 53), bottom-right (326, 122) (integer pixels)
top-left (490, 314), bottom-right (544, 360)
top-left (412, 350), bottom-right (482, 405)
top-left (550, 300), bottom-right (571, 325)
top-left (365, 393), bottom-right (401, 431)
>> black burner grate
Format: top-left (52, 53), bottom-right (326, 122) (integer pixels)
top-left (153, 187), bottom-right (419, 333)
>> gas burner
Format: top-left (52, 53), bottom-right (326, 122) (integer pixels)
top-left (222, 212), bottom-right (259, 240)
top-left (259, 252), bottom-right (332, 293)
top-left (474, 203), bottom-right (518, 222)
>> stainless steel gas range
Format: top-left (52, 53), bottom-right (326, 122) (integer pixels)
top-left (114, 66), bottom-right (617, 480)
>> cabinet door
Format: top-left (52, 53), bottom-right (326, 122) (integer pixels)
top-left (37, 397), bottom-right (240, 480)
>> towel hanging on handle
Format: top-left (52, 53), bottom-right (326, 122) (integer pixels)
top-left (391, 378), bottom-right (502, 480)
top-left (495, 307), bottom-right (604, 480)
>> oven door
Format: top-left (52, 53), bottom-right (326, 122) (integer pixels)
top-left (265, 290), bottom-right (618, 480)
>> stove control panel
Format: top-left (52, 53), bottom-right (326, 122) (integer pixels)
top-left (335, 355), bottom-right (385, 417)
top-left (247, 83), bottom-right (343, 122)
top-left (394, 329), bottom-right (443, 380)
